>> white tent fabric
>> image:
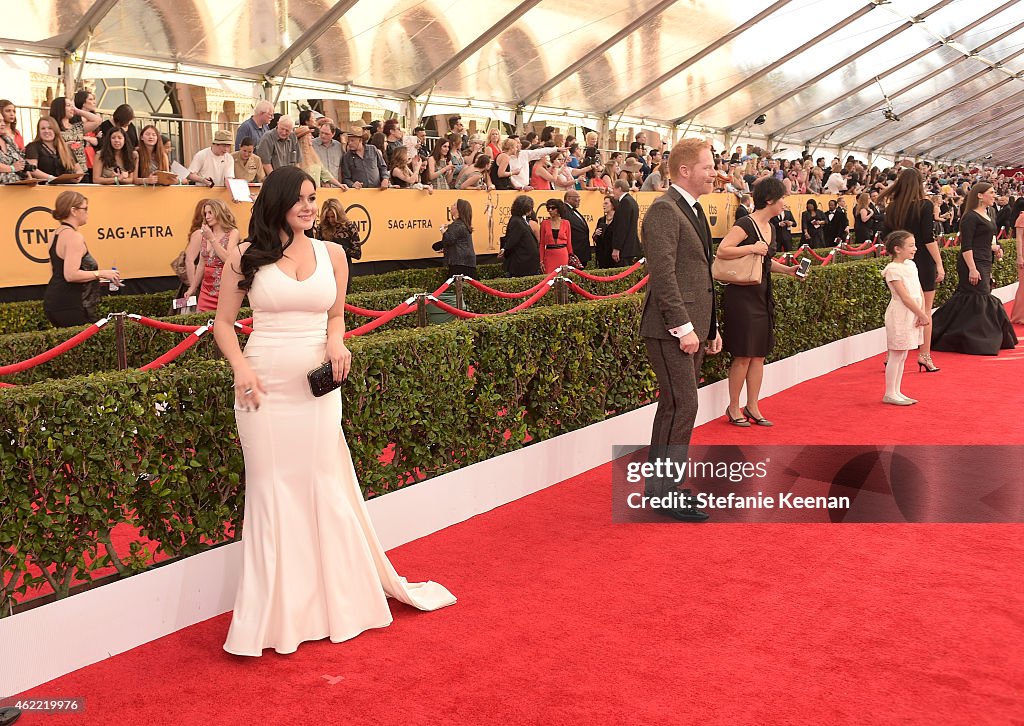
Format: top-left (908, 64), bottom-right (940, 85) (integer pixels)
top-left (6, 0), bottom-right (1024, 163)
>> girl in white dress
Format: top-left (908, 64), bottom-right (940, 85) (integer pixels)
top-left (881, 231), bottom-right (931, 406)
top-left (212, 166), bottom-right (455, 656)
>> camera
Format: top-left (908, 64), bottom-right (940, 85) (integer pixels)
top-left (23, 162), bottom-right (37, 172)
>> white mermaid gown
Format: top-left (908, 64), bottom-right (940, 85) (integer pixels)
top-left (224, 238), bottom-right (455, 656)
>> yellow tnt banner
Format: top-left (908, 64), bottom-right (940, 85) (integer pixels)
top-left (1, 186), bottom-right (853, 288)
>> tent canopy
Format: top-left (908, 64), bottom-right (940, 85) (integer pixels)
top-left (7, 0), bottom-right (1024, 164)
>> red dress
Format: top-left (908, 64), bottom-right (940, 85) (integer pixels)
top-left (539, 219), bottom-right (573, 272)
top-left (197, 233), bottom-right (228, 312)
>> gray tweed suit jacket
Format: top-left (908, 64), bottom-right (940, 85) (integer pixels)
top-left (639, 186), bottom-right (716, 341)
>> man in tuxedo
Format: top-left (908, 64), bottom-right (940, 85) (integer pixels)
top-left (771, 203), bottom-right (797, 252)
top-left (563, 190), bottom-right (592, 268)
top-left (824, 198), bottom-right (848, 244)
top-left (610, 180), bottom-right (642, 264)
top-left (735, 194), bottom-right (752, 223)
top-left (639, 138), bottom-right (722, 522)
top-left (995, 195), bottom-right (1014, 237)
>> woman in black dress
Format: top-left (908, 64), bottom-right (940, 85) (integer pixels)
top-left (500, 195), bottom-right (541, 277)
top-left (931, 182), bottom-right (1017, 355)
top-left (717, 177), bottom-right (802, 426)
top-left (592, 195), bottom-right (618, 268)
top-left (879, 167), bottom-right (944, 371)
top-left (853, 192), bottom-right (878, 244)
top-left (43, 191), bottom-right (122, 327)
top-left (801, 199), bottom-right (825, 248)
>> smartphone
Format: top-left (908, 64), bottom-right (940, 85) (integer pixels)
top-left (795, 258), bottom-right (812, 278)
top-left (172, 295), bottom-right (198, 310)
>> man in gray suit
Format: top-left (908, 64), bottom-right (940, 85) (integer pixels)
top-left (639, 138), bottom-right (722, 521)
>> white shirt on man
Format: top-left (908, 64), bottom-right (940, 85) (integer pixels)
top-left (188, 148), bottom-right (235, 186)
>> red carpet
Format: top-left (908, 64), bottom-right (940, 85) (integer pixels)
top-left (10, 320), bottom-right (1024, 725)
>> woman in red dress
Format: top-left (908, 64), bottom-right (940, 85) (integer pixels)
top-left (186, 199), bottom-right (240, 312)
top-left (539, 199), bottom-right (573, 273)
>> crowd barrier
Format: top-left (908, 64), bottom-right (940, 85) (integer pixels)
top-left (1, 185), bottom-right (853, 288)
top-left (0, 262), bottom-right (648, 387)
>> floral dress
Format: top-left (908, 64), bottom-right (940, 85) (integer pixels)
top-left (60, 121), bottom-right (88, 169)
top-left (197, 233), bottom-right (229, 312)
top-left (0, 133), bottom-right (25, 183)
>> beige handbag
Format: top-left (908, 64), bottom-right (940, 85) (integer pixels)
top-left (712, 219), bottom-right (765, 285)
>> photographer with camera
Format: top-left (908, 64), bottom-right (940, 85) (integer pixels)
top-left (0, 116), bottom-right (27, 183)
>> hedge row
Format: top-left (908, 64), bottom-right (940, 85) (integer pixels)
top-left (0, 297), bottom-right (654, 610)
top-left (0, 287), bottom-right (421, 385)
top-left (0, 264), bottom-right (648, 383)
top-left (2, 245), bottom-right (1019, 611)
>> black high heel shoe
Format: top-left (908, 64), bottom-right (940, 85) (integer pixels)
top-left (725, 406), bottom-right (751, 427)
top-left (917, 353), bottom-right (940, 372)
top-left (743, 406), bottom-right (774, 427)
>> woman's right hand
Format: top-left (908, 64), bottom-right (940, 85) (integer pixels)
top-left (968, 268), bottom-right (981, 285)
top-left (233, 363), bottom-right (266, 411)
top-left (11, 159), bottom-right (25, 172)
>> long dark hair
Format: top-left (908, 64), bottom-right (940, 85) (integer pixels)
top-left (49, 97), bottom-right (73, 130)
top-left (98, 127), bottom-right (134, 169)
top-left (239, 166), bottom-right (315, 291)
top-left (877, 167), bottom-right (925, 231)
top-left (455, 198), bottom-right (473, 233)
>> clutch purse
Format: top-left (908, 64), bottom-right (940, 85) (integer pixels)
top-left (711, 254), bottom-right (763, 285)
top-left (306, 361), bottom-right (341, 397)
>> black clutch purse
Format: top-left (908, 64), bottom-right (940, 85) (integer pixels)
top-left (307, 361), bottom-right (341, 397)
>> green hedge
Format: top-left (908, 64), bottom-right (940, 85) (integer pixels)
top-left (0, 298), bottom-right (654, 611)
top-left (0, 287), bottom-right (423, 385)
top-left (2, 243), bottom-right (1019, 612)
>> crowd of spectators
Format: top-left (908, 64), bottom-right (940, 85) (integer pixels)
top-left (3, 94), bottom-right (1024, 265)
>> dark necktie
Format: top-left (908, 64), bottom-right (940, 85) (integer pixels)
top-left (693, 201), bottom-right (711, 253)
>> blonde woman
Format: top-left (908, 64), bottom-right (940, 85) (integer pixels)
top-left (24, 116), bottom-right (83, 181)
top-left (185, 199), bottom-right (240, 312)
top-left (296, 126), bottom-right (344, 188)
top-left (484, 128), bottom-right (502, 160)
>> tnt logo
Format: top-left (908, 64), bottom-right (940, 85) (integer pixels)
top-left (15, 206), bottom-right (57, 263)
top-left (343, 203), bottom-right (372, 245)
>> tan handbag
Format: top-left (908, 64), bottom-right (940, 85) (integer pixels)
top-left (712, 219), bottom-right (765, 285)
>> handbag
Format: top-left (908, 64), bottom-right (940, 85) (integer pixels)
top-left (306, 360), bottom-right (341, 397)
top-left (711, 219), bottom-right (765, 285)
top-left (170, 250), bottom-right (190, 285)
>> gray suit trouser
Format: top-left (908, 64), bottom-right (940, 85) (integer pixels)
top-left (644, 337), bottom-right (704, 497)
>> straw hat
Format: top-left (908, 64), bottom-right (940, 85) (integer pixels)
top-left (212, 129), bottom-right (232, 145)
top-left (622, 156), bottom-right (643, 173)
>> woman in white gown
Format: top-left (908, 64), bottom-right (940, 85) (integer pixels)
top-left (213, 166), bottom-right (455, 657)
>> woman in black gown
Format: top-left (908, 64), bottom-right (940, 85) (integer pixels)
top-left (717, 177), bottom-right (802, 426)
top-left (931, 182), bottom-right (1017, 355)
top-left (801, 199), bottom-right (825, 248)
top-left (879, 167), bottom-right (944, 371)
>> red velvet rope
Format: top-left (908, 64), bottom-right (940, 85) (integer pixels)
top-left (0, 320), bottom-right (106, 376)
top-left (464, 271), bottom-right (557, 299)
top-left (139, 327), bottom-right (208, 371)
top-left (344, 302), bottom-right (415, 338)
top-left (803, 247), bottom-right (830, 261)
top-left (570, 259), bottom-right (644, 281)
top-left (835, 246), bottom-right (880, 257)
top-left (129, 315), bottom-right (203, 334)
top-left (427, 280), bottom-right (554, 318)
top-left (344, 304), bottom-right (388, 318)
top-left (567, 275), bottom-right (650, 300)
